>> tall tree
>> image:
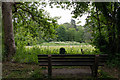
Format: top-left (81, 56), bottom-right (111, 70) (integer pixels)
top-left (2, 2), bottom-right (16, 61)
top-left (55, 2), bottom-right (120, 55)
top-left (2, 2), bottom-right (58, 61)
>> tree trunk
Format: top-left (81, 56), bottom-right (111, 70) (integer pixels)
top-left (2, 2), bottom-right (16, 61)
top-left (116, 7), bottom-right (120, 53)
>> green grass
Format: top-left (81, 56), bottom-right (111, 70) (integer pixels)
top-left (98, 70), bottom-right (113, 78)
top-left (38, 41), bottom-right (89, 46)
top-left (13, 42), bottom-right (98, 63)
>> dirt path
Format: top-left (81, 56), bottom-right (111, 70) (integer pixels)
top-left (42, 68), bottom-right (91, 78)
top-left (2, 62), bottom-right (119, 79)
top-left (2, 62), bottom-right (92, 78)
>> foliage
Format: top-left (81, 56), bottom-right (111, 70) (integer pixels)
top-left (85, 2), bottom-right (120, 59)
top-left (56, 25), bottom-right (67, 41)
top-left (63, 2), bottom-right (119, 52)
top-left (30, 70), bottom-right (43, 78)
top-left (12, 2), bottom-right (58, 46)
top-left (98, 70), bottom-right (113, 78)
top-left (11, 2), bottom-right (91, 47)
top-left (56, 23), bottom-right (85, 42)
top-left (107, 54), bottom-right (120, 67)
top-left (50, 2), bottom-right (120, 67)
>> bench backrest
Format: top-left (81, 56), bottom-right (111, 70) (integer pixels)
top-left (38, 54), bottom-right (108, 66)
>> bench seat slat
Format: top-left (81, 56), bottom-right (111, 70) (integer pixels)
top-left (52, 55), bottom-right (95, 57)
top-left (52, 57), bottom-right (94, 59)
top-left (51, 57), bottom-right (95, 58)
top-left (39, 62), bottom-right (105, 66)
top-left (38, 58), bottom-right (107, 62)
top-left (38, 60), bottom-right (95, 62)
top-left (39, 62), bottom-right (94, 66)
top-left (38, 54), bottom-right (107, 56)
top-left (38, 60), bottom-right (106, 64)
top-left (38, 57), bottom-right (107, 60)
top-left (38, 54), bottom-right (95, 57)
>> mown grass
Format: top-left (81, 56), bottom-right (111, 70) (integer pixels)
top-left (38, 41), bottom-right (89, 46)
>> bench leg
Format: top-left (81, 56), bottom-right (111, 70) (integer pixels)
top-left (90, 66), bottom-right (94, 76)
top-left (48, 55), bottom-right (52, 79)
top-left (94, 65), bottom-right (98, 77)
top-left (48, 64), bottom-right (52, 78)
top-left (94, 55), bottom-right (99, 78)
top-left (90, 65), bottom-right (98, 78)
top-left (90, 55), bottom-right (99, 78)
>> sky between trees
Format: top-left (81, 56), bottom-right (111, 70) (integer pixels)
top-left (39, 3), bottom-right (88, 26)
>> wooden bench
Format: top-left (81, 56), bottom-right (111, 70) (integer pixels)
top-left (38, 54), bottom-right (108, 78)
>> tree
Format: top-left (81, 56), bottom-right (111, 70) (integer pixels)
top-left (70, 19), bottom-right (77, 30)
top-left (75, 26), bottom-right (84, 42)
top-left (56, 25), bottom-right (67, 41)
top-left (2, 2), bottom-right (58, 61)
top-left (89, 2), bottom-right (120, 54)
top-left (66, 28), bottom-right (76, 41)
top-left (0, 3), bottom-right (2, 62)
top-left (12, 2), bottom-right (58, 45)
top-left (54, 2), bottom-right (120, 55)
top-left (2, 2), bottom-right (16, 61)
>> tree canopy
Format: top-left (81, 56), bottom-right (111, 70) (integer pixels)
top-left (49, 2), bottom-right (120, 56)
top-left (12, 2), bottom-right (59, 46)
top-left (2, 2), bottom-right (59, 60)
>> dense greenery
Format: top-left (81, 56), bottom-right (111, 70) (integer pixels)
top-left (51, 2), bottom-right (120, 67)
top-left (13, 2), bottom-right (120, 57)
top-left (2, 2), bottom-right (120, 79)
top-left (2, 2), bottom-right (120, 67)
top-left (52, 2), bottom-right (120, 54)
top-left (12, 2), bottom-right (87, 47)
top-left (12, 2), bottom-right (59, 47)
top-left (56, 22), bottom-right (86, 42)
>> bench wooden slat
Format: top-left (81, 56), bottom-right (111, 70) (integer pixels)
top-left (38, 55), bottom-right (48, 57)
top-left (38, 60), bottom-right (106, 65)
top-left (38, 62), bottom-right (105, 66)
top-left (38, 54), bottom-right (95, 57)
top-left (38, 54), bottom-right (107, 56)
top-left (39, 62), bottom-right (94, 66)
top-left (38, 58), bottom-right (107, 62)
top-left (39, 60), bottom-right (95, 62)
top-left (38, 60), bottom-right (107, 62)
top-left (38, 55), bottom-right (107, 59)
top-left (99, 54), bottom-right (108, 57)
top-left (38, 57), bottom-right (107, 60)
top-left (38, 58), bottom-right (48, 59)
top-left (53, 57), bottom-right (94, 59)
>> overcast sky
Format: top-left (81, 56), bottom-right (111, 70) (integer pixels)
top-left (41, 4), bottom-right (87, 26)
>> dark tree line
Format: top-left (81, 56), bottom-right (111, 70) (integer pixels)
top-left (56, 22), bottom-right (87, 42)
